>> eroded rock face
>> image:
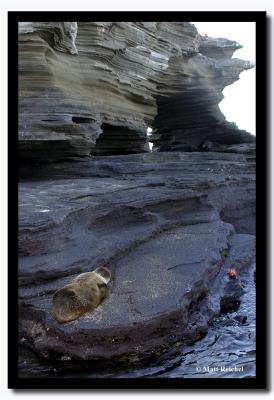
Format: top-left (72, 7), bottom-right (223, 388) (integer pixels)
top-left (19, 22), bottom-right (254, 160)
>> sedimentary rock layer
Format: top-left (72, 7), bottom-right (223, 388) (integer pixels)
top-left (18, 149), bottom-right (255, 364)
top-left (19, 22), bottom-right (255, 160)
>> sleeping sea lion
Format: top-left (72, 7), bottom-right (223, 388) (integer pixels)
top-left (52, 266), bottom-right (111, 323)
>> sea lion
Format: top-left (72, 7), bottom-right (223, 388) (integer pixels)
top-left (52, 266), bottom-right (111, 323)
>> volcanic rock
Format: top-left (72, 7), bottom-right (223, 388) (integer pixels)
top-left (19, 22), bottom-right (255, 160)
top-left (18, 151), bottom-right (255, 365)
top-left (17, 20), bottom-right (256, 369)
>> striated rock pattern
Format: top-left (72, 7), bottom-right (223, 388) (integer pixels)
top-left (18, 149), bottom-right (255, 365)
top-left (19, 22), bottom-right (255, 160)
top-left (152, 35), bottom-right (254, 151)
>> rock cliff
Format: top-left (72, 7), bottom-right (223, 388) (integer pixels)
top-left (19, 21), bottom-right (254, 159)
top-left (18, 21), bottom-right (256, 371)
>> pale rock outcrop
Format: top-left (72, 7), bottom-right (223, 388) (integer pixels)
top-left (19, 22), bottom-right (255, 159)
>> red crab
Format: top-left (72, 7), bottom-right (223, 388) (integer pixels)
top-left (226, 268), bottom-right (238, 279)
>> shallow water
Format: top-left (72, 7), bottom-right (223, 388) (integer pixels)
top-left (19, 263), bottom-right (256, 379)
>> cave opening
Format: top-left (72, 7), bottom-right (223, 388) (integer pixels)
top-left (89, 123), bottom-right (148, 156)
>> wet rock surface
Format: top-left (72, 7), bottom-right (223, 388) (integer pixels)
top-left (19, 150), bottom-right (255, 366)
top-left (18, 261), bottom-right (256, 378)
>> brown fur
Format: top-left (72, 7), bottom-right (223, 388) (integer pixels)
top-left (52, 266), bottom-right (111, 323)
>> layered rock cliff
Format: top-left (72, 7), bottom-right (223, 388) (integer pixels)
top-left (18, 21), bottom-right (256, 371)
top-left (19, 22), bottom-right (254, 159)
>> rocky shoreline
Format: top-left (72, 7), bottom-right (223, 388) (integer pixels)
top-left (19, 150), bottom-right (255, 368)
top-left (18, 21), bottom-right (255, 371)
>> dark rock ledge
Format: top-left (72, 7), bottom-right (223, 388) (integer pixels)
top-left (19, 151), bottom-right (255, 368)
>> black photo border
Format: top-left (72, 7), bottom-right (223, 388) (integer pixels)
top-left (8, 10), bottom-right (267, 390)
